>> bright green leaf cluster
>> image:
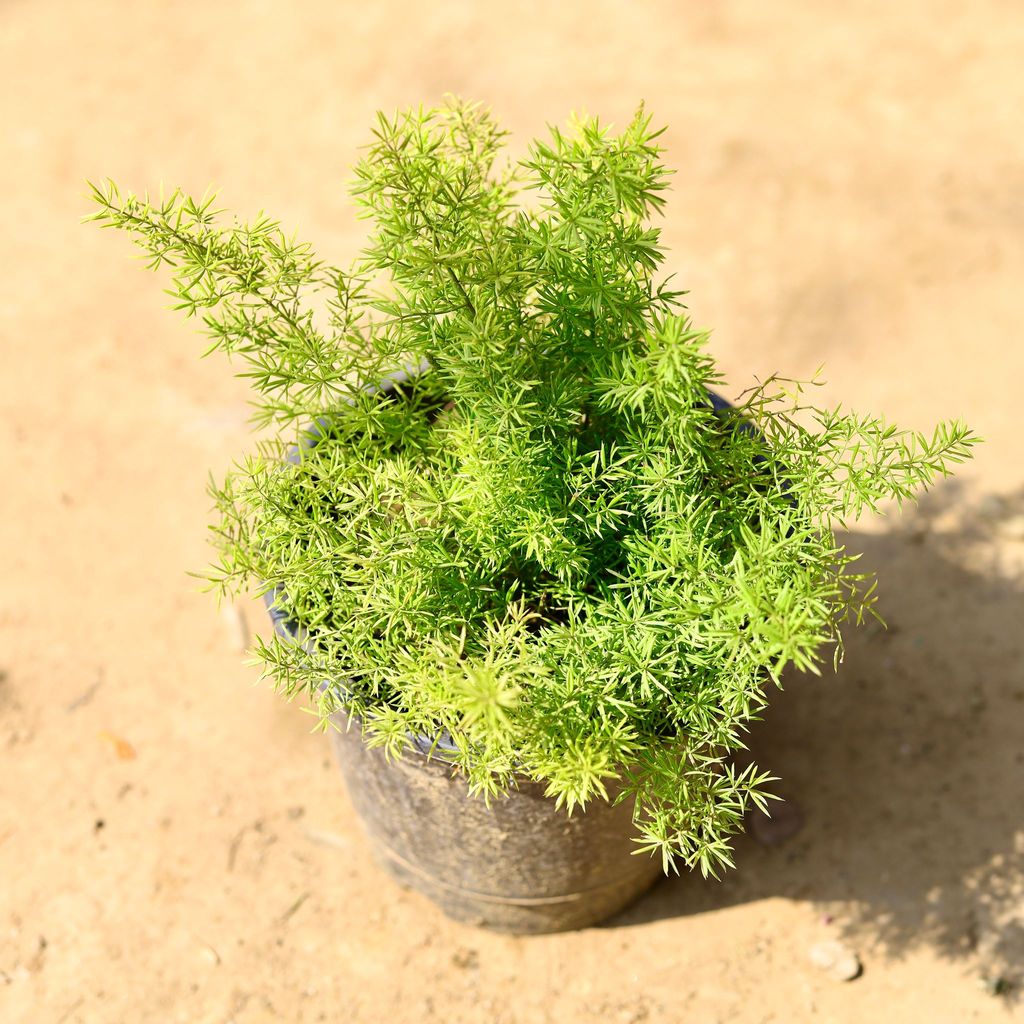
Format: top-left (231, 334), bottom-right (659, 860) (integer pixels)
top-left (88, 99), bottom-right (978, 875)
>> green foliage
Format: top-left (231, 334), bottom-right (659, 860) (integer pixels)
top-left (87, 99), bottom-right (978, 876)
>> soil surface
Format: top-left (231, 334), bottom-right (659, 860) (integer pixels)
top-left (2, 2), bottom-right (1023, 1022)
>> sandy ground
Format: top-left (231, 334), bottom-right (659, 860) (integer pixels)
top-left (2, 1), bottom-right (1023, 1021)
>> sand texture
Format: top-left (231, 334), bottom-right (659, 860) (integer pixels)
top-left (1, 2), bottom-right (1023, 1021)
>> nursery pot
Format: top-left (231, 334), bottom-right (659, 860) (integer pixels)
top-left (325, 714), bottom-right (663, 933)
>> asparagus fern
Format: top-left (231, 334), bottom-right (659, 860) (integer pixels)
top-left (88, 99), bottom-right (977, 876)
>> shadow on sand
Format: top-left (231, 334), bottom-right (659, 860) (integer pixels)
top-left (613, 482), bottom-right (1024, 997)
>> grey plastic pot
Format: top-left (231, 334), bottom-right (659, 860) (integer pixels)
top-left (326, 716), bottom-right (662, 933)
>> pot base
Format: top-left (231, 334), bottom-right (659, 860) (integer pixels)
top-left (329, 719), bottom-right (663, 934)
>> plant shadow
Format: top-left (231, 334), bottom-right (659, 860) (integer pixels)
top-left (613, 482), bottom-right (1024, 995)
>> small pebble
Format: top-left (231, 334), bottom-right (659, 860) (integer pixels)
top-left (808, 940), bottom-right (862, 981)
top-left (98, 730), bottom-right (137, 761)
top-left (199, 944), bottom-right (221, 966)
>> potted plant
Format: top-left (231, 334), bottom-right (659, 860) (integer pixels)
top-left (88, 99), bottom-right (977, 933)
